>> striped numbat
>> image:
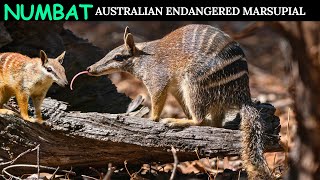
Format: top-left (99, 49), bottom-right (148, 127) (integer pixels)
top-left (86, 24), bottom-right (273, 179)
top-left (0, 50), bottom-right (68, 123)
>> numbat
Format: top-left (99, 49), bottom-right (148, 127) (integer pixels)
top-left (86, 24), bottom-right (272, 179)
top-left (0, 50), bottom-right (68, 123)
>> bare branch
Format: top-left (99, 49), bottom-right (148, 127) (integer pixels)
top-left (2, 164), bottom-right (75, 179)
top-left (50, 166), bottom-right (60, 180)
top-left (81, 175), bottom-right (99, 180)
top-left (0, 144), bottom-right (40, 166)
top-left (169, 146), bottom-right (178, 180)
top-left (37, 144), bottom-right (40, 179)
top-left (103, 163), bottom-right (115, 180)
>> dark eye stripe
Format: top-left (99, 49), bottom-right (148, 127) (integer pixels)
top-left (48, 67), bottom-right (59, 79)
top-left (113, 54), bottom-right (131, 61)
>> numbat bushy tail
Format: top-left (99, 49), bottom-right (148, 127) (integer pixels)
top-left (86, 24), bottom-right (272, 179)
top-left (0, 50), bottom-right (68, 123)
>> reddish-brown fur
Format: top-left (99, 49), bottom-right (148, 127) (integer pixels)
top-left (0, 50), bottom-right (67, 123)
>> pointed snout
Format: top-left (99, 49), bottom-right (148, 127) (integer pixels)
top-left (57, 79), bottom-right (68, 87)
top-left (86, 64), bottom-right (101, 76)
top-left (86, 58), bottom-right (119, 76)
top-left (86, 66), bottom-right (92, 74)
top-left (64, 79), bottom-right (69, 86)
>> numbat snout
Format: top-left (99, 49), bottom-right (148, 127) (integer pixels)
top-left (0, 50), bottom-right (67, 123)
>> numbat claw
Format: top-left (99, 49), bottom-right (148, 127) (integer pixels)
top-left (70, 71), bottom-right (89, 90)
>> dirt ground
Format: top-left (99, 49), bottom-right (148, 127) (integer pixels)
top-left (63, 21), bottom-right (295, 179)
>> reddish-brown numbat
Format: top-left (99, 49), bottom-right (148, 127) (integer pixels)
top-left (0, 50), bottom-right (67, 123)
top-left (85, 25), bottom-right (273, 179)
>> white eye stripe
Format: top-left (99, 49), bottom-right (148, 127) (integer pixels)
top-left (47, 66), bottom-right (54, 71)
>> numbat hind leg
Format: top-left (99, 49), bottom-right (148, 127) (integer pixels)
top-left (0, 86), bottom-right (16, 116)
top-left (161, 82), bottom-right (206, 127)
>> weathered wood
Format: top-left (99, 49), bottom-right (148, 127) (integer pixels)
top-left (0, 98), bottom-right (281, 168)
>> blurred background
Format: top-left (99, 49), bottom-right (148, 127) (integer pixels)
top-left (0, 21), bottom-right (298, 179)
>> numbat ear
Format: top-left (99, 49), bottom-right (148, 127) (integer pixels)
top-left (40, 50), bottom-right (48, 65)
top-left (56, 51), bottom-right (66, 64)
top-left (123, 26), bottom-right (130, 41)
top-left (125, 33), bottom-right (136, 53)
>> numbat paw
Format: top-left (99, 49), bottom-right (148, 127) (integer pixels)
top-left (35, 119), bottom-right (44, 124)
top-left (0, 109), bottom-right (17, 115)
top-left (23, 117), bottom-right (43, 124)
top-left (160, 118), bottom-right (198, 127)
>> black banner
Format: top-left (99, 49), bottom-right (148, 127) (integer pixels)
top-left (0, 0), bottom-right (316, 21)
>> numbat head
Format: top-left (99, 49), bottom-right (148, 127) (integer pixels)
top-left (39, 50), bottom-right (68, 87)
top-left (88, 24), bottom-right (273, 179)
top-left (0, 50), bottom-right (67, 123)
top-left (87, 26), bottom-right (144, 76)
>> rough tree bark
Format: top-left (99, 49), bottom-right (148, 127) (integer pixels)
top-left (0, 98), bottom-right (281, 169)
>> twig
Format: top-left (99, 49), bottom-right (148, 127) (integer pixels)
top-left (103, 163), bottom-right (115, 180)
top-left (2, 164), bottom-right (75, 179)
top-left (37, 144), bottom-right (40, 179)
top-left (214, 157), bottom-right (219, 180)
top-left (195, 147), bottom-right (201, 160)
top-left (89, 167), bottom-right (102, 179)
top-left (0, 144), bottom-right (40, 166)
top-left (271, 153), bottom-right (277, 175)
top-left (65, 167), bottom-right (73, 180)
top-left (124, 160), bottom-right (132, 177)
top-left (81, 175), bottom-right (99, 180)
top-left (169, 146), bottom-right (178, 180)
top-left (123, 160), bottom-right (143, 179)
top-left (126, 95), bottom-right (144, 113)
top-left (237, 169), bottom-right (241, 180)
top-left (195, 148), bottom-right (212, 179)
top-left (50, 166), bottom-right (60, 180)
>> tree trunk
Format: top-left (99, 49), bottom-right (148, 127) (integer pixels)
top-left (0, 98), bottom-right (281, 168)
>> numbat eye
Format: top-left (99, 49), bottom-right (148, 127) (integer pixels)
top-left (114, 55), bottom-right (124, 61)
top-left (47, 67), bottom-right (52, 72)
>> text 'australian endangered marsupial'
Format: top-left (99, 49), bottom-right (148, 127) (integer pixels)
top-left (84, 24), bottom-right (272, 179)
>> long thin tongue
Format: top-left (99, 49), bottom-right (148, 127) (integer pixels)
top-left (70, 71), bottom-right (89, 90)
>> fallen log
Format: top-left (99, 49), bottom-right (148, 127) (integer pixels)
top-left (0, 98), bottom-right (281, 168)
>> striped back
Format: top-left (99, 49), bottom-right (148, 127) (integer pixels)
top-left (175, 25), bottom-right (248, 86)
top-left (0, 52), bottom-right (33, 82)
top-left (166, 24), bottom-right (250, 105)
top-left (180, 24), bottom-right (232, 56)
